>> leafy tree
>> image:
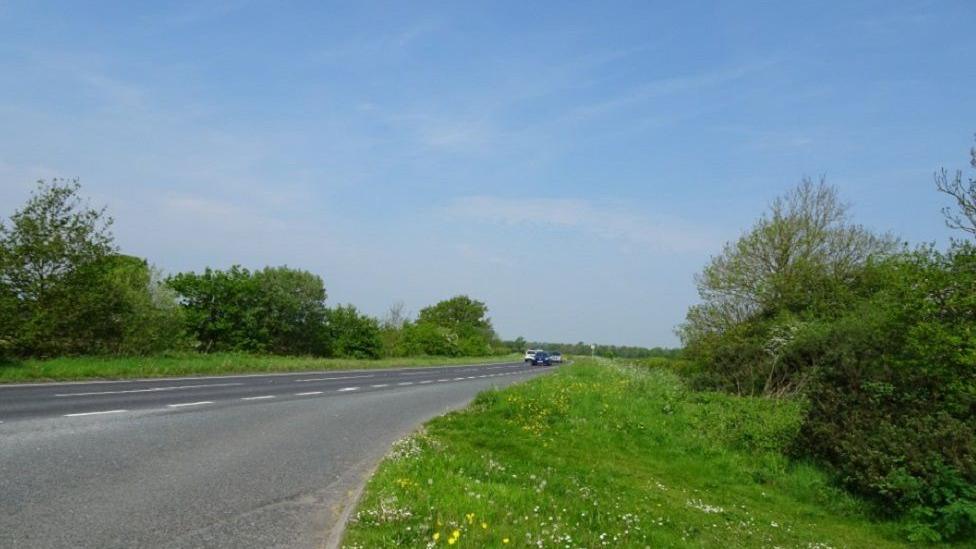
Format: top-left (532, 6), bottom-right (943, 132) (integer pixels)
top-left (323, 304), bottom-right (382, 359)
top-left (417, 295), bottom-right (493, 335)
top-left (0, 179), bottom-right (116, 355)
top-left (415, 295), bottom-right (498, 355)
top-left (253, 266), bottom-right (328, 355)
top-left (111, 260), bottom-right (187, 354)
top-left (679, 179), bottom-right (895, 394)
top-left (935, 136), bottom-right (976, 238)
top-left (167, 265), bottom-right (328, 355)
top-left (167, 266), bottom-right (262, 352)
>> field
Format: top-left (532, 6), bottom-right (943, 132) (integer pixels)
top-left (342, 359), bottom-right (913, 548)
top-left (0, 353), bottom-right (521, 383)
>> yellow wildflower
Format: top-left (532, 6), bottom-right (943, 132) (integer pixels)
top-left (447, 538), bottom-right (456, 545)
top-left (481, 522), bottom-right (488, 529)
top-left (433, 532), bottom-right (440, 541)
top-left (503, 538), bottom-right (510, 544)
top-left (465, 513), bottom-right (475, 524)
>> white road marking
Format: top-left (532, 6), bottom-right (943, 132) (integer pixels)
top-left (0, 361), bottom-right (520, 388)
top-left (397, 382), bottom-right (414, 386)
top-left (167, 401), bottom-right (213, 408)
top-left (295, 374), bottom-right (374, 382)
top-left (437, 379), bottom-right (449, 382)
top-left (371, 384), bottom-right (389, 388)
top-left (295, 391), bottom-right (323, 396)
top-left (55, 382), bottom-right (243, 397)
top-left (64, 409), bottom-right (127, 417)
top-left (419, 380), bottom-right (433, 384)
top-left (453, 377), bottom-right (465, 381)
top-left (241, 395), bottom-right (274, 400)
top-left (337, 387), bottom-right (359, 392)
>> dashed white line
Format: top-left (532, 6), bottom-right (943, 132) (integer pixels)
top-left (337, 387), bottom-right (360, 392)
top-left (167, 401), bottom-right (213, 408)
top-left (295, 391), bottom-right (323, 396)
top-left (453, 377), bottom-right (465, 381)
top-left (398, 382), bottom-right (414, 386)
top-left (419, 380), bottom-right (433, 384)
top-left (437, 379), bottom-right (449, 382)
top-left (240, 395), bottom-right (274, 401)
top-left (64, 409), bottom-right (127, 417)
top-left (371, 384), bottom-right (390, 388)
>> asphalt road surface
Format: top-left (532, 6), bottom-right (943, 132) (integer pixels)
top-left (0, 360), bottom-right (554, 548)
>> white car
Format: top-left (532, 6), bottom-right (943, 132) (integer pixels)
top-left (549, 352), bottom-right (563, 363)
top-left (523, 349), bottom-right (541, 363)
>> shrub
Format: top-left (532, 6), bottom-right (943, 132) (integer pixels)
top-left (323, 304), bottom-right (382, 359)
top-left (791, 245), bottom-right (976, 541)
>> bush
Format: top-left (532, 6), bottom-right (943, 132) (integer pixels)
top-left (791, 245), bottom-right (976, 541)
top-left (323, 304), bottom-right (382, 359)
top-left (397, 322), bottom-right (460, 356)
top-left (166, 265), bottom-right (328, 355)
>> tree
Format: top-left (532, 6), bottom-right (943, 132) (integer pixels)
top-left (0, 179), bottom-right (117, 355)
top-left (935, 136), bottom-right (976, 238)
top-left (416, 295), bottom-right (498, 356)
top-left (679, 179), bottom-right (895, 394)
top-left (323, 304), bottom-right (382, 359)
top-left (167, 266), bottom-right (262, 352)
top-left (167, 265), bottom-right (329, 355)
top-left (682, 178), bottom-right (894, 342)
top-left (417, 295), bottom-right (492, 332)
top-left (253, 266), bottom-right (328, 355)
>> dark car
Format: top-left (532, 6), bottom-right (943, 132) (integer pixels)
top-left (531, 351), bottom-right (552, 366)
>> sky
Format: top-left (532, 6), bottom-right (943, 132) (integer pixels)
top-left (1, 1), bottom-right (974, 347)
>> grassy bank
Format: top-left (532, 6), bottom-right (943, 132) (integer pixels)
top-left (342, 360), bottom-right (912, 548)
top-left (0, 353), bottom-right (520, 383)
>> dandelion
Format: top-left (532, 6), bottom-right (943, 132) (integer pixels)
top-left (481, 522), bottom-right (488, 529)
top-left (433, 532), bottom-right (440, 541)
top-left (466, 513), bottom-right (475, 524)
top-left (503, 538), bottom-right (510, 544)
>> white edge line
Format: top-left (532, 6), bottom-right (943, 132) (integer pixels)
top-left (167, 401), bottom-right (214, 408)
top-left (241, 395), bottom-right (274, 400)
top-left (295, 391), bottom-right (323, 396)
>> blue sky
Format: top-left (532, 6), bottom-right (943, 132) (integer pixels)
top-left (1, 1), bottom-right (974, 346)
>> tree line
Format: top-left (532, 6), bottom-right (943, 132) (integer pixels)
top-left (678, 139), bottom-right (976, 542)
top-left (0, 180), bottom-right (505, 361)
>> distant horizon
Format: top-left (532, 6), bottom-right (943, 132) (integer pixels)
top-left (2, 1), bottom-right (973, 347)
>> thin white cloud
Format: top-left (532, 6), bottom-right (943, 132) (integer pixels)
top-left (446, 196), bottom-right (717, 253)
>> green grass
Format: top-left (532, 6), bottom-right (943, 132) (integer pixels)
top-left (342, 359), bottom-right (913, 548)
top-left (0, 353), bottom-right (520, 383)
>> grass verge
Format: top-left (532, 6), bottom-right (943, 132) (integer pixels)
top-left (342, 359), bottom-right (912, 548)
top-left (0, 353), bottom-right (521, 383)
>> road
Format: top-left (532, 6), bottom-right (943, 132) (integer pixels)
top-left (0, 360), bottom-right (553, 548)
